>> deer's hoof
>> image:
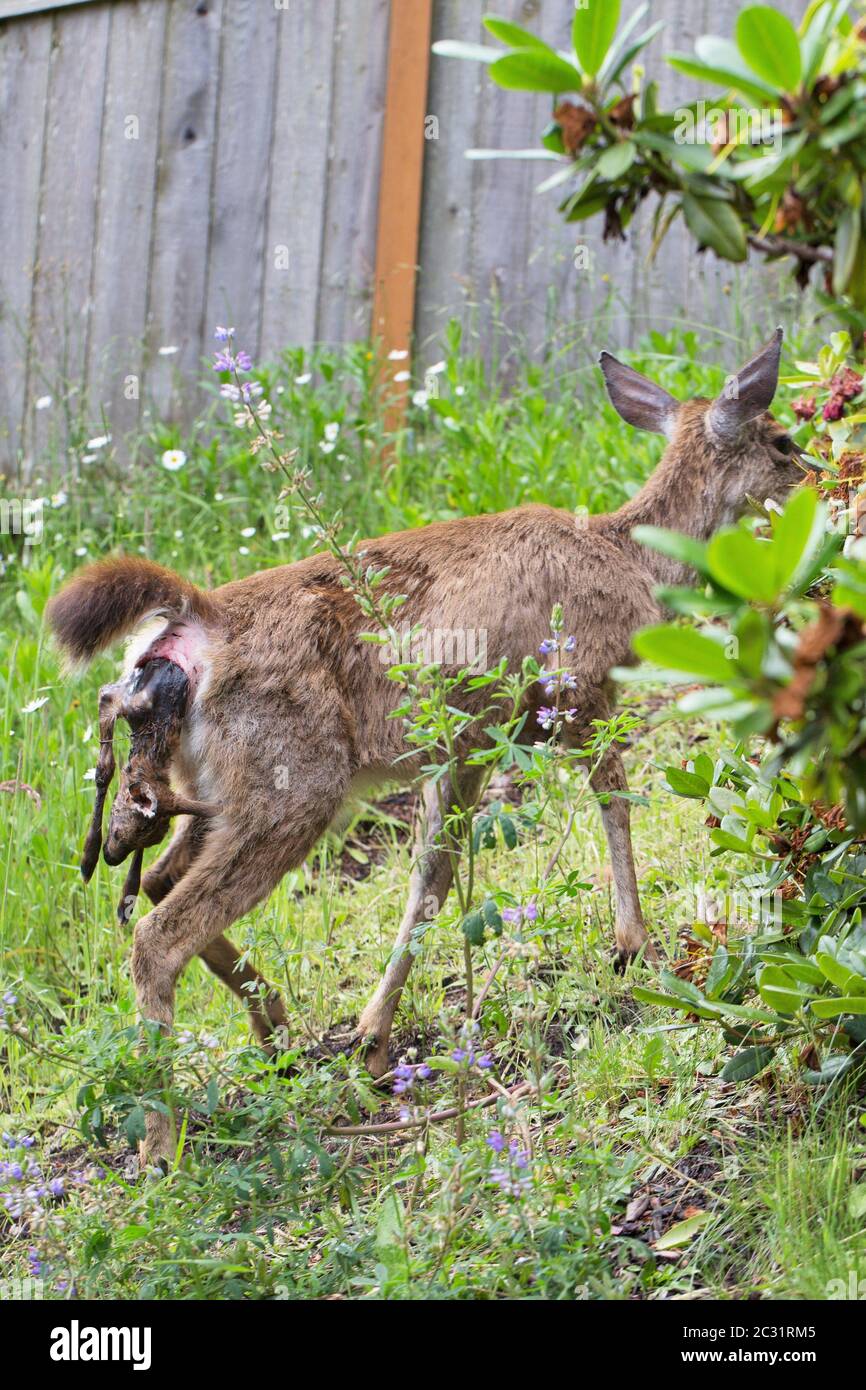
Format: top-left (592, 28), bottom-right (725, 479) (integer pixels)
top-left (613, 938), bottom-right (659, 973)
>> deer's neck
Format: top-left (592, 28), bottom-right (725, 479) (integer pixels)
top-left (599, 448), bottom-right (728, 587)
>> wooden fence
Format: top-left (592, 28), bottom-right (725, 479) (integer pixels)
top-left (0, 0), bottom-right (802, 469)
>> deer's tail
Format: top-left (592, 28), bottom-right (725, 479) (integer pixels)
top-left (46, 556), bottom-right (221, 668)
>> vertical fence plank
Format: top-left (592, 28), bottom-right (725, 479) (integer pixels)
top-left (146, 0), bottom-right (223, 423)
top-left (0, 13), bottom-right (52, 471)
top-left (25, 1), bottom-right (111, 466)
top-left (203, 0), bottom-right (279, 367)
top-left (314, 0), bottom-right (390, 346)
top-left (260, 0), bottom-right (336, 358)
top-left (87, 0), bottom-right (167, 451)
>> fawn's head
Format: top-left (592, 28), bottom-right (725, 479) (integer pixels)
top-left (599, 328), bottom-right (806, 527)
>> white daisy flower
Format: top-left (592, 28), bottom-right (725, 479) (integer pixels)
top-left (240, 526), bottom-right (256, 538)
top-left (74, 546), bottom-right (87, 557)
top-left (271, 532), bottom-right (290, 542)
top-left (394, 371), bottom-right (410, 383)
top-left (21, 696), bottom-right (49, 714)
top-left (412, 390), bottom-right (429, 407)
top-left (51, 491), bottom-right (67, 508)
top-left (427, 360), bottom-right (446, 375)
top-left (158, 345), bottom-right (179, 356)
top-left (319, 441), bottom-right (336, 454)
top-left (86, 436), bottom-right (110, 450)
top-left (388, 349), bottom-right (408, 361)
top-left (238, 546), bottom-right (250, 556)
top-left (83, 768), bottom-right (96, 782)
top-left (35, 395), bottom-right (53, 410)
top-left (323, 421), bottom-right (340, 442)
top-left (294, 373), bottom-right (312, 385)
top-left (161, 450), bottom-right (187, 471)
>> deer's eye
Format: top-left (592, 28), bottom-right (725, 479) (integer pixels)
top-left (772, 435), bottom-right (794, 458)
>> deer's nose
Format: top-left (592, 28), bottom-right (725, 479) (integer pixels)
top-left (103, 841), bottom-right (128, 867)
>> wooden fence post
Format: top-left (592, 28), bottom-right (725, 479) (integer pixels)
top-left (371, 0), bottom-right (434, 440)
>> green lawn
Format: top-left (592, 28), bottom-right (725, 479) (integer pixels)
top-left (2, 325), bottom-right (865, 1300)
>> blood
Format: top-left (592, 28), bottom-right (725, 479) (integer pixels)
top-left (134, 622), bottom-right (205, 693)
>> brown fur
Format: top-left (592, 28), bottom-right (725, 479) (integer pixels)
top-left (46, 556), bottom-right (219, 666)
top-left (47, 335), bottom-right (804, 1165)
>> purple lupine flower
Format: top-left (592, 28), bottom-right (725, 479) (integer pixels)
top-left (523, 900), bottom-right (538, 923)
top-left (539, 638), bottom-right (558, 656)
top-left (501, 906), bottom-right (522, 925)
top-left (241, 380), bottom-right (263, 403)
top-left (416, 1064), bottom-right (432, 1080)
top-left (564, 635), bottom-right (576, 652)
top-left (213, 351), bottom-right (235, 373)
top-left (220, 383), bottom-right (241, 401)
top-left (235, 350), bottom-right (253, 371)
top-left (3, 991), bottom-right (17, 1006)
top-left (392, 1062), bottom-right (415, 1096)
top-left (537, 706), bottom-right (557, 730)
top-left (49, 1178), bottom-right (64, 1198)
top-left (214, 326), bottom-right (234, 342)
top-left (487, 1130), bottom-right (506, 1153)
top-left (477, 1053), bottom-right (492, 1070)
top-left (451, 1047), bottom-right (469, 1063)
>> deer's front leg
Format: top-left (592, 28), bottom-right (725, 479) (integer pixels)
top-left (590, 748), bottom-right (658, 967)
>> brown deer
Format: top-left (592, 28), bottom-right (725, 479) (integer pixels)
top-left (47, 329), bottom-right (803, 1165)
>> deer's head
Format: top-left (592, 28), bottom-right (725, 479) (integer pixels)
top-left (599, 328), bottom-right (807, 527)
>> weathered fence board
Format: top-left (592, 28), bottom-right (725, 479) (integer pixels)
top-left (26, 1), bottom-right (110, 465)
top-left (87, 0), bottom-right (168, 445)
top-left (145, 0), bottom-right (224, 422)
top-left (0, 12), bottom-right (52, 465)
top-left (0, 0), bottom-right (806, 471)
top-left (259, 0), bottom-right (336, 357)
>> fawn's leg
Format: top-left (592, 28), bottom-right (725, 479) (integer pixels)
top-left (142, 819), bottom-right (287, 1047)
top-left (132, 808), bottom-right (334, 1167)
top-left (358, 770), bottom-right (476, 1077)
top-left (590, 746), bottom-right (657, 966)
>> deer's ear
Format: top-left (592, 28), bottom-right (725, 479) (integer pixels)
top-left (707, 327), bottom-right (783, 441)
top-left (598, 352), bottom-right (679, 438)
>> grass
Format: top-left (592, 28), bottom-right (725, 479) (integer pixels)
top-left (2, 322), bottom-right (866, 1300)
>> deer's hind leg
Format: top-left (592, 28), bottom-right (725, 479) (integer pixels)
top-left (358, 767), bottom-right (479, 1078)
top-left (142, 818), bottom-right (287, 1048)
top-left (132, 800), bottom-right (342, 1166)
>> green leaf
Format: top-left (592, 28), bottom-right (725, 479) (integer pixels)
top-left (597, 140), bottom-right (637, 180)
top-left (603, 20), bottom-right (664, 87)
top-left (814, 951), bottom-right (866, 995)
top-left (706, 529), bottom-right (778, 602)
top-left (811, 996), bottom-right (866, 1018)
top-left (736, 6), bottom-right (802, 91)
top-left (489, 48), bottom-right (582, 92)
top-left (834, 206), bottom-right (861, 297)
top-left (771, 487), bottom-right (825, 593)
top-left (757, 964), bottom-right (809, 1015)
top-left (666, 55), bottom-right (778, 108)
top-left (632, 624), bottom-right (733, 682)
top-left (720, 1044), bottom-right (776, 1081)
top-left (681, 192), bottom-right (747, 262)
top-left (631, 525), bottom-right (709, 574)
top-left (482, 15), bottom-right (552, 51)
top-left (461, 910), bottom-right (485, 947)
top-left (572, 0), bottom-right (620, 77)
top-left (124, 1105), bottom-right (147, 1146)
top-left (654, 1211), bottom-right (713, 1249)
top-left (664, 766), bottom-right (711, 798)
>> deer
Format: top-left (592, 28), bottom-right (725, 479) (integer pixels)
top-left (46, 328), bottom-right (804, 1166)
